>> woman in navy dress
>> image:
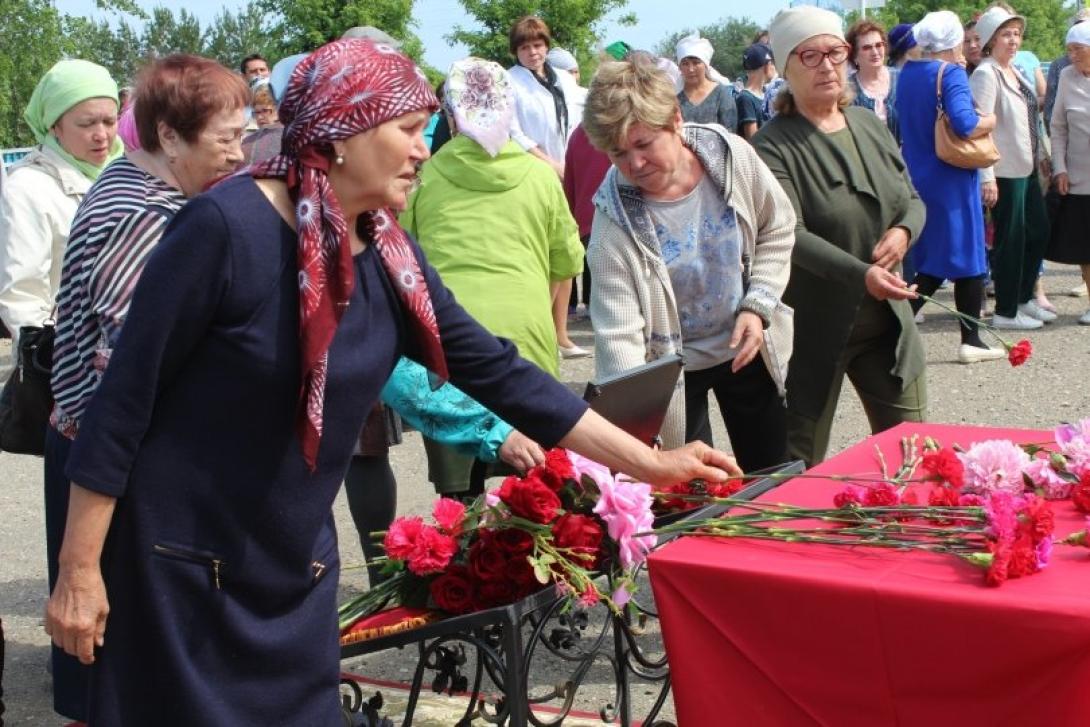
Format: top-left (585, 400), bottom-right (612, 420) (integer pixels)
top-left (896, 12), bottom-right (1002, 364)
top-left (43, 40), bottom-right (738, 726)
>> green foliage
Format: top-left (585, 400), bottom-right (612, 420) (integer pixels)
top-left (448, 0), bottom-right (632, 73)
top-left (656, 16), bottom-right (761, 81)
top-left (0, 0), bottom-right (68, 146)
top-left (857, 0), bottom-right (1076, 61)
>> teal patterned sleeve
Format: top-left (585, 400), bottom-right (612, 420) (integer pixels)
top-left (380, 357), bottom-right (513, 462)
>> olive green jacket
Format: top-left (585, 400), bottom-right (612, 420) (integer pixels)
top-left (753, 106), bottom-right (927, 419)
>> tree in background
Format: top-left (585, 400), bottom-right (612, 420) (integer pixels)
top-left (449, 0), bottom-right (635, 75)
top-left (657, 17), bottom-right (761, 81)
top-left (1, 0), bottom-right (73, 147)
top-left (857, 0), bottom-right (1072, 61)
top-left (204, 2), bottom-right (278, 74)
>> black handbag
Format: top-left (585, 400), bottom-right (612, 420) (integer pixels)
top-left (0, 321), bottom-right (56, 455)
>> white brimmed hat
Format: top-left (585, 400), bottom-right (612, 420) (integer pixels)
top-left (976, 6), bottom-right (1026, 51)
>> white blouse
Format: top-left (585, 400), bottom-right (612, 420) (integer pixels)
top-left (1051, 64), bottom-right (1090, 195)
top-left (508, 64), bottom-right (579, 163)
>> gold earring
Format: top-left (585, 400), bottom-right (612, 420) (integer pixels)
top-left (335, 154), bottom-right (345, 165)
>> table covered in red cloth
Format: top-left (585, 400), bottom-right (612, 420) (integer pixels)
top-left (648, 423), bottom-right (1090, 726)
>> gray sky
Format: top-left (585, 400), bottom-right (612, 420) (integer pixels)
top-left (54, 0), bottom-right (787, 71)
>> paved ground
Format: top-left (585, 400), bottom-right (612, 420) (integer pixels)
top-left (2, 265), bottom-right (1088, 724)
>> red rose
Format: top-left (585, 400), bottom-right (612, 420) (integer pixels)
top-left (864, 483), bottom-right (900, 507)
top-left (430, 565), bottom-right (474, 614)
top-left (406, 525), bottom-right (458, 575)
top-left (1073, 477), bottom-right (1090, 514)
top-left (921, 449), bottom-right (965, 488)
top-left (1007, 339), bottom-right (1032, 367)
top-left (505, 556), bottom-right (537, 591)
top-left (468, 537), bottom-right (507, 583)
top-left (477, 579), bottom-right (519, 608)
top-left (543, 449), bottom-right (575, 483)
top-left (552, 513), bottom-right (604, 569)
top-left (493, 527), bottom-right (534, 556)
top-left (498, 475), bottom-right (562, 523)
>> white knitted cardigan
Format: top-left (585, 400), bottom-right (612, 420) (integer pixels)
top-left (588, 123), bottom-right (796, 449)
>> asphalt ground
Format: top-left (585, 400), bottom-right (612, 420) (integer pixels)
top-left (2, 264), bottom-right (1088, 725)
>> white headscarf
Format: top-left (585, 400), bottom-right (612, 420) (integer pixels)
top-left (1068, 21), bottom-right (1090, 47)
top-left (914, 11), bottom-right (965, 54)
top-left (676, 32), bottom-right (714, 65)
top-left (443, 58), bottom-right (515, 157)
top-left (546, 47), bottom-right (578, 71)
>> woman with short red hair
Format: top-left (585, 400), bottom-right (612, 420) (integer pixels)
top-left (43, 54), bottom-right (247, 721)
top-left (847, 20), bottom-right (900, 140)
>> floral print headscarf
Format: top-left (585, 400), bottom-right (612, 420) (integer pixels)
top-left (443, 58), bottom-right (515, 157)
top-left (251, 38), bottom-right (445, 470)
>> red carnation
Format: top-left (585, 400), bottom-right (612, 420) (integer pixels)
top-left (430, 564), bottom-right (475, 614)
top-left (498, 475), bottom-right (562, 524)
top-left (1006, 533), bottom-right (1038, 578)
top-left (1007, 339), bottom-right (1032, 367)
top-left (707, 481), bottom-right (745, 498)
top-left (928, 485), bottom-right (960, 507)
top-left (552, 513), bottom-right (604, 569)
top-left (544, 448), bottom-right (575, 482)
top-left (864, 482), bottom-right (900, 507)
top-left (468, 537), bottom-right (508, 583)
top-left (1074, 476), bottom-right (1090, 514)
top-left (406, 525), bottom-right (458, 575)
top-left (921, 449), bottom-right (965, 488)
top-left (432, 498), bottom-right (466, 536)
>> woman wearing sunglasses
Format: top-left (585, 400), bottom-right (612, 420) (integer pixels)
top-left (753, 6), bottom-right (928, 466)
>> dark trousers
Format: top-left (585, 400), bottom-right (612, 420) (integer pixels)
top-left (684, 358), bottom-right (787, 472)
top-left (343, 454), bottom-right (398, 587)
top-left (992, 175), bottom-right (1049, 317)
top-left (43, 427), bottom-right (89, 721)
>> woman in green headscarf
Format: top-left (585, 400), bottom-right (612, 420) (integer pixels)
top-left (0, 59), bottom-right (120, 345)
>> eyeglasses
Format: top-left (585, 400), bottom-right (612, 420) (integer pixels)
top-left (793, 45), bottom-right (851, 68)
top-left (859, 41), bottom-right (886, 54)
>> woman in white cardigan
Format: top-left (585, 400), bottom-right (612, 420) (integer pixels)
top-left (583, 56), bottom-right (795, 471)
top-left (969, 7), bottom-right (1052, 331)
top-left (1047, 22), bottom-right (1090, 325)
top-left (0, 61), bottom-right (120, 348)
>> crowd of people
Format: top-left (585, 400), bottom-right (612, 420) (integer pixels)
top-left (0, 2), bottom-right (1086, 723)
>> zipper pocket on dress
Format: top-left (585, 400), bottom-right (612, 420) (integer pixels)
top-left (152, 544), bottom-right (226, 590)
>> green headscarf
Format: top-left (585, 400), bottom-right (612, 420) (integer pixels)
top-left (604, 41), bottom-right (632, 61)
top-left (23, 59), bottom-right (122, 181)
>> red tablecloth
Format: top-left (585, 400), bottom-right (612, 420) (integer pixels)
top-left (649, 423), bottom-right (1090, 727)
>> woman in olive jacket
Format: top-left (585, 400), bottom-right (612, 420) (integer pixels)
top-left (754, 6), bottom-right (928, 466)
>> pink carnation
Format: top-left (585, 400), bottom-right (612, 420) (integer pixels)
top-left (406, 525), bottom-right (458, 575)
top-left (958, 493), bottom-right (985, 507)
top-left (593, 476), bottom-right (657, 569)
top-left (432, 498), bottom-right (466, 535)
top-left (1024, 457), bottom-right (1072, 500)
top-left (384, 516), bottom-right (425, 560)
top-left (958, 440), bottom-right (1031, 496)
top-left (1055, 421), bottom-right (1090, 478)
top-left (833, 484), bottom-right (866, 508)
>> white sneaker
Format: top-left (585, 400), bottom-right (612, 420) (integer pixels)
top-left (957, 344), bottom-right (1006, 364)
top-left (914, 310), bottom-right (925, 324)
top-left (1018, 301), bottom-right (1057, 323)
top-left (1079, 309), bottom-right (1090, 325)
top-left (993, 312), bottom-right (1044, 330)
top-left (1070, 283), bottom-right (1088, 298)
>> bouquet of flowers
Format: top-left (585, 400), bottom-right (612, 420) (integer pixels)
top-left (338, 449), bottom-right (656, 633)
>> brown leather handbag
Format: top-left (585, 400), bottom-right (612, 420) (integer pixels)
top-left (934, 62), bottom-right (1000, 170)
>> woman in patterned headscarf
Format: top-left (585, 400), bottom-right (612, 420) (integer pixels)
top-left (44, 39), bottom-right (739, 725)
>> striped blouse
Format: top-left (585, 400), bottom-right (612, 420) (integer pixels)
top-left (50, 157), bottom-right (185, 438)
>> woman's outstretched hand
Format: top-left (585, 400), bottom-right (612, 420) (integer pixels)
top-left (644, 440), bottom-right (742, 486)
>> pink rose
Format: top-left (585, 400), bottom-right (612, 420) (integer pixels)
top-left (384, 516), bottom-right (424, 560)
top-left (594, 476), bottom-right (657, 569)
top-left (432, 498), bottom-right (466, 535)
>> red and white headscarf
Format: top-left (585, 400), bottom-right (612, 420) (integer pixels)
top-left (251, 38), bottom-right (446, 470)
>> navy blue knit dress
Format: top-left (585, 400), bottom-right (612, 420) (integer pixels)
top-left (65, 175), bottom-right (587, 726)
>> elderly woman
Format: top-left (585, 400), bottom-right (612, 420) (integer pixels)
top-left (847, 20), bottom-right (899, 139)
top-left (0, 57), bottom-right (119, 723)
top-left (401, 57), bottom-right (584, 494)
top-left (45, 40), bottom-right (734, 725)
top-left (584, 55), bottom-right (795, 470)
top-left (1047, 22), bottom-right (1090, 325)
top-left (754, 6), bottom-right (928, 466)
top-left (44, 54), bottom-right (247, 722)
top-left (1045, 8), bottom-right (1090, 132)
top-left (675, 32), bottom-right (738, 131)
top-left (0, 60), bottom-right (120, 350)
top-left (897, 12), bottom-right (1001, 363)
top-left (970, 6), bottom-right (1052, 330)
top-left (241, 77), bottom-right (283, 164)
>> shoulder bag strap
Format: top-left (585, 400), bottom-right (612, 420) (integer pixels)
top-left (935, 62), bottom-right (947, 114)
